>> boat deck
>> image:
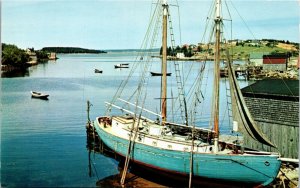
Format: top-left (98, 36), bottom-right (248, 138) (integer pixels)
top-left (96, 115), bottom-right (236, 154)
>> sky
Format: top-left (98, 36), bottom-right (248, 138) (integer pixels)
top-left (2, 0), bottom-right (299, 50)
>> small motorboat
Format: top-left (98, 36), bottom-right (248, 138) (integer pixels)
top-left (150, 71), bottom-right (172, 76)
top-left (95, 69), bottom-right (103, 73)
top-left (114, 64), bottom-right (129, 69)
top-left (31, 91), bottom-right (49, 100)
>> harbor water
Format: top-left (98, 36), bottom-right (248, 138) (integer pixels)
top-left (1, 52), bottom-right (251, 187)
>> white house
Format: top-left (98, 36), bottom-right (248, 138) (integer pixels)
top-left (176, 53), bottom-right (185, 58)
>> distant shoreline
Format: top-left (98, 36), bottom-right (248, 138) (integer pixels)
top-left (41, 47), bottom-right (107, 54)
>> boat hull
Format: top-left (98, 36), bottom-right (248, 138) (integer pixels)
top-left (94, 119), bottom-right (281, 186)
top-left (114, 64), bottom-right (129, 68)
top-left (150, 72), bottom-right (172, 76)
top-left (31, 91), bottom-right (49, 99)
top-left (94, 69), bottom-right (103, 73)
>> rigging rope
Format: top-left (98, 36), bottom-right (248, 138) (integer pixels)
top-left (119, 1), bottom-right (165, 185)
top-left (228, 0), bottom-right (257, 40)
top-left (106, 0), bottom-right (161, 116)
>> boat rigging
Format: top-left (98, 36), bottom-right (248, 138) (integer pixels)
top-left (93, 0), bottom-right (281, 187)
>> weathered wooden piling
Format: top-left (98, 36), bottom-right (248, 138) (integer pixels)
top-left (86, 101), bottom-right (100, 152)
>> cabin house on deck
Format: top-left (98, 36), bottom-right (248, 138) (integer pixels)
top-left (241, 79), bottom-right (299, 159)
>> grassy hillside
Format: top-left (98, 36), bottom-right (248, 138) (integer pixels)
top-left (230, 45), bottom-right (290, 55)
top-left (195, 41), bottom-right (298, 60)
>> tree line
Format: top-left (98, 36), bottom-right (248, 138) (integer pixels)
top-left (1, 44), bottom-right (108, 68)
top-left (160, 45), bottom-right (197, 57)
top-left (2, 44), bottom-right (50, 69)
top-left (41, 47), bottom-right (107, 54)
top-left (2, 44), bottom-right (30, 68)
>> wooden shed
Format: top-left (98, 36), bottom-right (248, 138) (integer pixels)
top-left (262, 54), bottom-right (289, 71)
top-left (241, 79), bottom-right (299, 159)
top-left (249, 52), bottom-right (269, 66)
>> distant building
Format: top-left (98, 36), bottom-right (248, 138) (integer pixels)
top-left (189, 44), bottom-right (198, 52)
top-left (249, 52), bottom-right (269, 66)
top-left (227, 39), bottom-right (243, 45)
top-left (48, 53), bottom-right (57, 60)
top-left (241, 79), bottom-right (299, 159)
top-left (26, 48), bottom-right (37, 65)
top-left (262, 54), bottom-right (288, 71)
top-left (247, 40), bottom-right (260, 47)
top-left (26, 48), bottom-right (36, 56)
top-left (176, 53), bottom-right (185, 58)
top-left (189, 44), bottom-right (197, 49)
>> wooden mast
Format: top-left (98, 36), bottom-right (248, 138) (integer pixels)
top-left (161, 0), bottom-right (168, 124)
top-left (213, 0), bottom-right (221, 153)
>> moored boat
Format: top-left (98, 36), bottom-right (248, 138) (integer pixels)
top-left (93, 0), bottom-right (281, 187)
top-left (95, 69), bottom-right (103, 73)
top-left (150, 71), bottom-right (172, 76)
top-left (114, 64), bottom-right (129, 68)
top-left (31, 91), bottom-right (49, 99)
top-left (94, 115), bottom-right (280, 186)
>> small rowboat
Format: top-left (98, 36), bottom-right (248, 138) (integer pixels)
top-left (95, 69), bottom-right (103, 73)
top-left (31, 91), bottom-right (49, 99)
top-left (114, 64), bottom-right (129, 69)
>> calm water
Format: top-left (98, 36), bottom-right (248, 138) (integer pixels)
top-left (1, 52), bottom-right (250, 187)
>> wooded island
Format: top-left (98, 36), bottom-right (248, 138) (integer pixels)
top-left (41, 47), bottom-right (107, 54)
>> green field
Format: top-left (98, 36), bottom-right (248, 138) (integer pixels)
top-left (195, 42), bottom-right (298, 60)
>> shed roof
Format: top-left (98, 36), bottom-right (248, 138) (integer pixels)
top-left (249, 52), bottom-right (269, 59)
top-left (263, 54), bottom-right (289, 59)
top-left (241, 79), bottom-right (299, 101)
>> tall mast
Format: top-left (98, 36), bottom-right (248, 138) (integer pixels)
top-left (213, 0), bottom-right (221, 153)
top-left (161, 0), bottom-right (168, 124)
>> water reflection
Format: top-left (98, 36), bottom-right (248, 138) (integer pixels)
top-left (1, 60), bottom-right (54, 78)
top-left (31, 96), bottom-right (49, 101)
top-left (1, 68), bottom-right (29, 77)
